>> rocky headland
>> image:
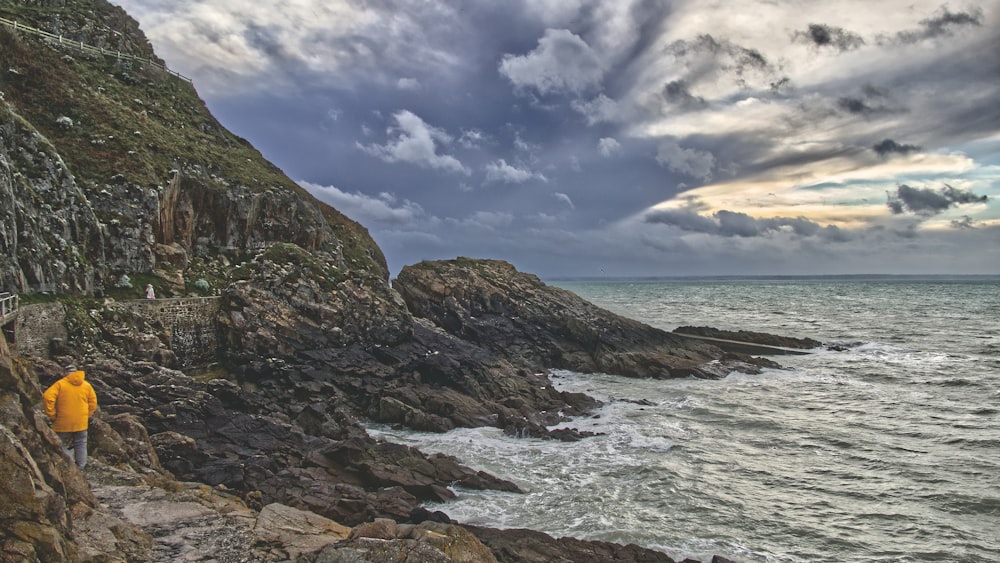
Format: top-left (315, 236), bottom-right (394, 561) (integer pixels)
top-left (0, 2), bottom-right (797, 561)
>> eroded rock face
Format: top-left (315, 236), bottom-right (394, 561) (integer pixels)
top-left (0, 101), bottom-right (104, 294)
top-left (394, 258), bottom-right (775, 379)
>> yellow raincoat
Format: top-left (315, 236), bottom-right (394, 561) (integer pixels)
top-left (42, 370), bottom-right (98, 432)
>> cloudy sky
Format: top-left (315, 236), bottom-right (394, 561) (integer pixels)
top-left (118, 0), bottom-right (999, 278)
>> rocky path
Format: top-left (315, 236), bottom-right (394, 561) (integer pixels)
top-left (83, 461), bottom-right (507, 563)
top-left (85, 461), bottom-right (268, 562)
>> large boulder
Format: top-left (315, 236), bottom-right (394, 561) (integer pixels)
top-left (253, 503), bottom-right (351, 560)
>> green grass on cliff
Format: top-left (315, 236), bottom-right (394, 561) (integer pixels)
top-left (231, 243), bottom-right (347, 290)
top-left (0, 22), bottom-right (302, 197)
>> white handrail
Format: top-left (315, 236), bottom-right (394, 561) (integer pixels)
top-left (0, 292), bottom-right (17, 321)
top-left (0, 16), bottom-right (192, 83)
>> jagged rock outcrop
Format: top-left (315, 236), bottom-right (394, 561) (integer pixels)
top-left (675, 325), bottom-right (823, 349)
top-left (395, 258), bottom-right (778, 379)
top-left (210, 243), bottom-right (599, 440)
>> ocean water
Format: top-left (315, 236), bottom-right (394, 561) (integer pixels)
top-left (368, 278), bottom-right (1000, 562)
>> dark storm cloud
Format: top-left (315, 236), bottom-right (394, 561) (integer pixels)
top-left (662, 80), bottom-right (706, 110)
top-left (819, 225), bottom-right (852, 242)
top-left (644, 208), bottom-right (719, 233)
top-left (645, 209), bottom-right (848, 241)
top-left (895, 6), bottom-right (984, 43)
top-left (715, 210), bottom-right (761, 237)
top-left (951, 215), bottom-right (975, 229)
top-left (837, 84), bottom-right (903, 116)
top-left (666, 34), bottom-right (775, 87)
top-left (887, 184), bottom-right (988, 215)
top-left (793, 23), bottom-right (865, 51)
top-left (873, 139), bottom-right (921, 157)
top-left (837, 97), bottom-right (873, 114)
top-left (760, 216), bottom-right (822, 237)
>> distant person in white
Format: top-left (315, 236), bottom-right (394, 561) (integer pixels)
top-left (145, 284), bottom-right (156, 300)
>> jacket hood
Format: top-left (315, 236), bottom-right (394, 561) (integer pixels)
top-left (66, 370), bottom-right (85, 385)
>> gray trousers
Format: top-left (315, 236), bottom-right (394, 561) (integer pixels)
top-left (57, 430), bottom-right (88, 468)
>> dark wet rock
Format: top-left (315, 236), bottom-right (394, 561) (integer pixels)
top-left (207, 245), bottom-right (600, 442)
top-left (395, 258), bottom-right (777, 379)
top-left (468, 525), bottom-right (680, 563)
top-left (85, 359), bottom-right (522, 527)
top-left (675, 325), bottom-right (822, 349)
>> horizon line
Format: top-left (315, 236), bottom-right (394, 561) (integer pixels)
top-left (544, 273), bottom-right (1000, 282)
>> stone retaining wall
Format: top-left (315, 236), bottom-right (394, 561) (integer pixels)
top-left (16, 303), bottom-right (68, 358)
top-left (120, 298), bottom-right (221, 367)
top-left (15, 298), bottom-right (221, 367)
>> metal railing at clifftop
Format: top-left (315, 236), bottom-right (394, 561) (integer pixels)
top-left (0, 292), bottom-right (18, 323)
top-left (0, 16), bottom-right (192, 83)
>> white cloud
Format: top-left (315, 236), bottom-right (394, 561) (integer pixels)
top-left (655, 139), bottom-right (716, 181)
top-left (458, 129), bottom-right (487, 149)
top-left (453, 211), bottom-right (516, 230)
top-left (357, 110), bottom-right (469, 174)
top-left (571, 94), bottom-right (625, 125)
top-left (513, 132), bottom-right (539, 153)
top-left (521, 0), bottom-right (588, 26)
top-left (598, 137), bottom-right (621, 157)
top-left (124, 0), bottom-right (466, 94)
top-left (484, 159), bottom-right (548, 184)
top-left (397, 77), bottom-right (421, 90)
top-left (300, 181), bottom-right (427, 226)
top-left (553, 192), bottom-right (575, 209)
top-left (499, 28), bottom-right (604, 96)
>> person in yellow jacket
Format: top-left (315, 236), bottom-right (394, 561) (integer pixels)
top-left (42, 366), bottom-right (98, 469)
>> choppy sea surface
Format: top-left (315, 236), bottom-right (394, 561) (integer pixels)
top-left (369, 277), bottom-right (1000, 562)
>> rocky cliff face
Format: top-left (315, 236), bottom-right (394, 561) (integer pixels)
top-left (0, 101), bottom-right (104, 294)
